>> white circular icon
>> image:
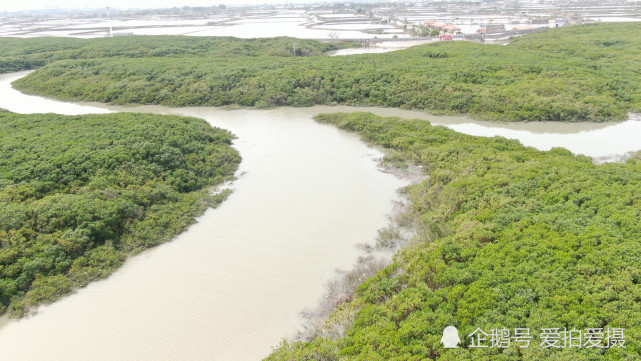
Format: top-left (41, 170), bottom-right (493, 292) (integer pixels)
top-left (441, 326), bottom-right (461, 348)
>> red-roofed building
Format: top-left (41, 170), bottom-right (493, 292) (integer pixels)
top-left (442, 24), bottom-right (461, 34)
top-left (426, 22), bottom-right (461, 35)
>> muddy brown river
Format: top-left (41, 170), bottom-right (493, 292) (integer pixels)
top-left (0, 71), bottom-right (639, 360)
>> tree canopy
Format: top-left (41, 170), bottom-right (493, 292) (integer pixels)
top-left (267, 112), bottom-right (641, 360)
top-left (8, 23), bottom-right (641, 122)
top-left (0, 111), bottom-right (240, 316)
top-left (0, 35), bottom-right (354, 74)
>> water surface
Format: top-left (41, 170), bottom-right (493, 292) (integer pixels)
top-left (0, 72), bottom-right (407, 361)
top-left (0, 71), bottom-right (640, 361)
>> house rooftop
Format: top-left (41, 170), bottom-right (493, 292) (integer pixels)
top-left (443, 24), bottom-right (461, 31)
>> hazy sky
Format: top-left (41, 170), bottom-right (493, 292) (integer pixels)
top-left (0, 0), bottom-right (300, 12)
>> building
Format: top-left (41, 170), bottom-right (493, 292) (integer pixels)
top-left (442, 24), bottom-right (461, 34)
top-left (426, 21), bottom-right (461, 35)
top-left (477, 24), bottom-right (506, 34)
top-left (549, 18), bottom-right (570, 28)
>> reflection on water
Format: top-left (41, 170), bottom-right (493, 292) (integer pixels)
top-left (0, 71), bottom-right (640, 360)
top-left (444, 117), bottom-right (641, 161)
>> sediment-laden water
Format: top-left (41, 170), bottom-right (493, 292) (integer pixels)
top-left (0, 71), bottom-right (639, 360)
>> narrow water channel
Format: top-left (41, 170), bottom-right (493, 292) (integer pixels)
top-left (0, 72), bottom-right (407, 361)
top-left (0, 71), bottom-right (640, 360)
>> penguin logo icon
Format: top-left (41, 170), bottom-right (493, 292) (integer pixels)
top-left (441, 326), bottom-right (461, 348)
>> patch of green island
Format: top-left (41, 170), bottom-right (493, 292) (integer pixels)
top-left (267, 112), bottom-right (641, 360)
top-left (0, 111), bottom-right (240, 317)
top-left (5, 23), bottom-right (641, 122)
top-left (0, 35), bottom-right (353, 73)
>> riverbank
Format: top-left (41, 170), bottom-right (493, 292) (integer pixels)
top-left (9, 23), bottom-right (641, 122)
top-left (4, 69), bottom-right (641, 163)
top-left (0, 111), bottom-right (240, 317)
top-left (267, 111), bottom-right (641, 360)
top-left (2, 70), bottom-right (641, 359)
top-left (0, 73), bottom-right (408, 361)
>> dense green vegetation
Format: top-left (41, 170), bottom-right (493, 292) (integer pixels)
top-left (267, 112), bottom-right (641, 360)
top-left (0, 111), bottom-right (240, 317)
top-left (10, 23), bottom-right (641, 121)
top-left (0, 35), bottom-right (353, 73)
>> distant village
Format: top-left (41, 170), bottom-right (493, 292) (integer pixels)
top-left (0, 0), bottom-right (637, 40)
top-left (300, 0), bottom-right (613, 43)
top-left (418, 15), bottom-right (590, 41)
